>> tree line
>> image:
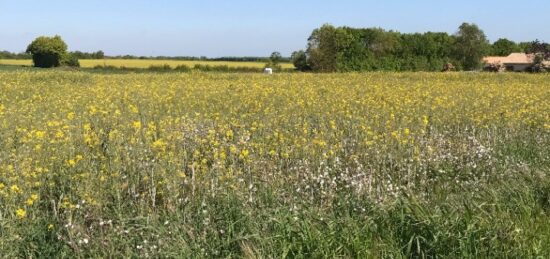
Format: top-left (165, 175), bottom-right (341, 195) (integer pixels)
top-left (0, 49), bottom-right (290, 63)
top-left (0, 51), bottom-right (31, 59)
top-left (1, 49), bottom-right (102, 61)
top-left (291, 23), bottom-right (548, 72)
top-left (4, 23), bottom-right (548, 71)
top-left (1, 49), bottom-right (291, 63)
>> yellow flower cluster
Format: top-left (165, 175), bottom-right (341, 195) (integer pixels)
top-left (0, 71), bottom-right (548, 220)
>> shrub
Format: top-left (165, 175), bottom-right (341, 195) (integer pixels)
top-left (62, 53), bottom-right (80, 67)
top-left (291, 50), bottom-right (311, 71)
top-left (147, 64), bottom-right (172, 72)
top-left (194, 64), bottom-right (211, 71)
top-left (26, 35), bottom-right (71, 68)
top-left (482, 62), bottom-right (504, 72)
top-left (174, 64), bottom-right (191, 72)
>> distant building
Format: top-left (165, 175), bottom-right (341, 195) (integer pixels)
top-left (483, 53), bottom-right (535, 72)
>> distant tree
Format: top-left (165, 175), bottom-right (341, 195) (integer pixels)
top-left (71, 51), bottom-right (83, 59)
top-left (0, 51), bottom-right (31, 59)
top-left (361, 28), bottom-right (402, 70)
top-left (363, 28), bottom-right (400, 57)
top-left (300, 22), bottom-right (537, 72)
top-left (526, 40), bottom-right (550, 59)
top-left (26, 35), bottom-right (78, 68)
top-left (70, 50), bottom-right (102, 60)
top-left (398, 32), bottom-right (456, 71)
top-left (265, 51), bottom-right (283, 71)
top-left (526, 40), bottom-right (550, 72)
top-left (64, 55), bottom-right (81, 67)
top-left (307, 24), bottom-right (339, 72)
top-left (94, 50), bottom-right (105, 59)
top-left (490, 38), bottom-right (521, 56)
top-left (291, 50), bottom-right (310, 71)
top-left (518, 42), bottom-right (532, 53)
top-left (453, 23), bottom-right (490, 70)
top-left (269, 51), bottom-right (282, 66)
top-left (305, 24), bottom-right (458, 72)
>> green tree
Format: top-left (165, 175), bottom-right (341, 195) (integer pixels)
top-left (290, 50), bottom-right (310, 71)
top-left (94, 50), bottom-right (105, 59)
top-left (490, 38), bottom-right (521, 56)
top-left (26, 35), bottom-right (74, 68)
top-left (265, 51), bottom-right (283, 71)
top-left (453, 23), bottom-right (490, 70)
top-left (398, 32), bottom-right (452, 71)
top-left (518, 42), bottom-right (533, 53)
top-left (307, 24), bottom-right (339, 72)
top-left (526, 40), bottom-right (550, 59)
top-left (526, 40), bottom-right (550, 72)
top-left (269, 51), bottom-right (282, 66)
top-left (330, 27), bottom-right (369, 71)
top-left (62, 54), bottom-right (80, 67)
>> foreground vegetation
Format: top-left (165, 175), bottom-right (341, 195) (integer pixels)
top-left (0, 71), bottom-right (548, 257)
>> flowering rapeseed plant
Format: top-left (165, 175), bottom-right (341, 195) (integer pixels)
top-left (0, 70), bottom-right (548, 257)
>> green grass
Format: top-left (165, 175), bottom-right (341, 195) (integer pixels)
top-left (4, 171), bottom-right (549, 257)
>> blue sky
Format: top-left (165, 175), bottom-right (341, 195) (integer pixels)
top-left (1, 0), bottom-right (548, 57)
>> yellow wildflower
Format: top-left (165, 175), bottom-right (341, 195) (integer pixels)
top-left (132, 121), bottom-right (142, 130)
top-left (16, 208), bottom-right (26, 219)
top-left (10, 185), bottom-right (20, 193)
top-left (67, 112), bottom-right (75, 120)
top-left (151, 139), bottom-right (167, 152)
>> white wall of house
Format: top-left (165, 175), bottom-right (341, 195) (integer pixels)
top-left (506, 64), bottom-right (531, 72)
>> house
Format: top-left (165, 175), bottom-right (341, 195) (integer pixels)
top-left (483, 53), bottom-right (535, 72)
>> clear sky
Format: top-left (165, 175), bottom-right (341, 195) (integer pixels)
top-left (1, 0), bottom-right (548, 57)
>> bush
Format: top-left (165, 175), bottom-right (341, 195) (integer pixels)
top-left (291, 50), bottom-right (311, 71)
top-left (147, 64), bottom-right (172, 72)
top-left (93, 65), bottom-right (118, 70)
top-left (62, 53), bottom-right (80, 67)
top-left (26, 35), bottom-right (70, 68)
top-left (193, 64), bottom-right (212, 71)
top-left (530, 53), bottom-right (550, 73)
top-left (174, 64), bottom-right (191, 72)
top-left (483, 62), bottom-right (504, 72)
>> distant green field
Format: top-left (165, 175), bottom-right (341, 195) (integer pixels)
top-left (0, 59), bottom-right (294, 69)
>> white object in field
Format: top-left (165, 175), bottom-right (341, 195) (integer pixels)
top-left (264, 68), bottom-right (273, 74)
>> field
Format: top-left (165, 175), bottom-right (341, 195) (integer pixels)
top-left (0, 70), bottom-right (549, 257)
top-left (0, 59), bottom-right (295, 69)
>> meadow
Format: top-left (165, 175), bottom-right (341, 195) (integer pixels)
top-left (0, 70), bottom-right (549, 257)
top-left (0, 59), bottom-right (295, 69)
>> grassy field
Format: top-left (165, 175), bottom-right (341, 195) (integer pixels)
top-left (0, 59), bottom-right (295, 69)
top-left (0, 70), bottom-right (549, 257)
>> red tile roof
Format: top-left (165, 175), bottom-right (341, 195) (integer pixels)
top-left (483, 53), bottom-right (535, 65)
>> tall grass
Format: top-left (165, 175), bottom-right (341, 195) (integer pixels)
top-left (0, 71), bottom-right (548, 257)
